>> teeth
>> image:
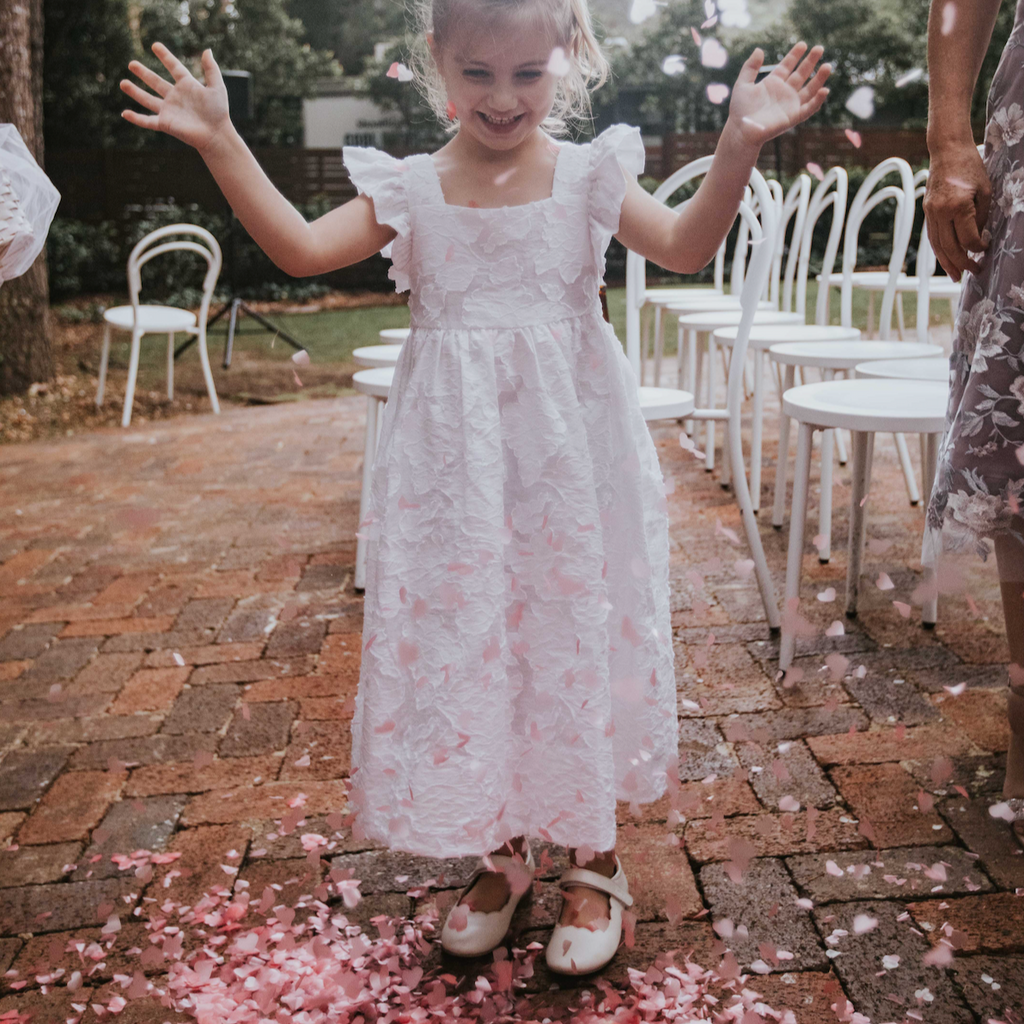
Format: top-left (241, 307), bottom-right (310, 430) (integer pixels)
top-left (483, 113), bottom-right (519, 125)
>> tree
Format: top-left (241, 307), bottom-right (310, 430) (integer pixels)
top-left (285, 0), bottom-right (407, 77)
top-left (0, 0), bottom-right (54, 395)
top-left (44, 0), bottom-right (138, 150)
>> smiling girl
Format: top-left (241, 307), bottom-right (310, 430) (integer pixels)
top-left (121, 0), bottom-right (830, 975)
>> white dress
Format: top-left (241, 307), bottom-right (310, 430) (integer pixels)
top-left (344, 124), bottom-right (679, 859)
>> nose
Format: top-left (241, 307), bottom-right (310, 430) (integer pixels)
top-left (488, 80), bottom-right (518, 112)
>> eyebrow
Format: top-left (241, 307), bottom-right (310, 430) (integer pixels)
top-left (460, 58), bottom-right (548, 68)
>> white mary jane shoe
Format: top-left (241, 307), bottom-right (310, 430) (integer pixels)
top-left (545, 854), bottom-right (633, 975)
top-left (440, 840), bottom-right (535, 957)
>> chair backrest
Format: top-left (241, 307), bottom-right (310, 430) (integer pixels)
top-left (724, 167), bottom-right (779, 424)
top-left (127, 224), bottom-right (223, 328)
top-left (796, 166), bottom-right (849, 325)
top-left (625, 156), bottom-right (748, 374)
top-left (776, 174), bottom-right (811, 314)
top-left (839, 157), bottom-right (915, 337)
top-left (914, 167), bottom-right (934, 341)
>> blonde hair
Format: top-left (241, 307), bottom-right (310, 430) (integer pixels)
top-left (408, 0), bottom-right (609, 137)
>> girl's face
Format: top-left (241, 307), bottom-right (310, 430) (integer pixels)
top-left (433, 18), bottom-right (562, 151)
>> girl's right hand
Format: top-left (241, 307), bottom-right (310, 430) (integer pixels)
top-left (120, 43), bottom-right (232, 154)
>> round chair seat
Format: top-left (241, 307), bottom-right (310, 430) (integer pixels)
top-left (638, 386), bottom-right (695, 420)
top-left (352, 366), bottom-right (394, 400)
top-left (713, 324), bottom-right (861, 350)
top-left (768, 340), bottom-right (942, 370)
top-left (674, 309), bottom-right (803, 332)
top-left (923, 279), bottom-right (962, 299)
top-left (855, 356), bottom-right (949, 381)
top-left (645, 287), bottom-right (722, 304)
top-left (816, 270), bottom-right (894, 286)
top-left (666, 297), bottom-right (773, 316)
top-left (378, 328), bottom-right (410, 345)
top-left (782, 378), bottom-right (949, 433)
top-left (352, 344), bottom-right (403, 368)
top-left (103, 305), bottom-right (197, 332)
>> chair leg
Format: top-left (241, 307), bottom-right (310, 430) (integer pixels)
top-left (728, 410), bottom-right (781, 632)
top-left (97, 323), bottom-right (111, 406)
top-left (705, 332), bottom-right (716, 472)
top-left (167, 333), bottom-right (175, 401)
top-left (896, 292), bottom-right (906, 340)
top-left (689, 329), bottom-right (701, 434)
top-left (196, 327), bottom-right (221, 414)
top-left (122, 328), bottom-right (142, 428)
top-left (772, 364), bottom-right (796, 528)
top-left (846, 431), bottom-right (874, 618)
top-left (867, 291), bottom-right (875, 337)
top-left (354, 395), bottom-right (379, 592)
top-left (922, 432), bottom-right (940, 627)
top-left (818, 429), bottom-right (835, 564)
top-left (780, 421), bottom-right (814, 669)
top-left (894, 432), bottom-right (921, 505)
top-left (653, 306), bottom-right (664, 387)
top-left (751, 349), bottom-right (765, 513)
top-left (835, 427), bottom-right (849, 466)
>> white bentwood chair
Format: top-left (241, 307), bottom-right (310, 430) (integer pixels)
top-left (632, 167), bottom-right (783, 631)
top-left (96, 224), bottom-right (223, 428)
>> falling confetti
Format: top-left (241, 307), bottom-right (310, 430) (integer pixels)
top-left (941, 1), bottom-right (956, 35)
top-left (292, 370), bottom-right (304, 388)
top-left (701, 38), bottom-right (728, 68)
top-left (629, 0), bottom-right (658, 24)
top-left (893, 600), bottom-right (912, 618)
top-left (845, 129), bottom-right (862, 148)
top-left (706, 83), bottom-right (730, 104)
top-left (876, 572), bottom-right (895, 590)
top-left (547, 46), bottom-right (571, 77)
top-left (386, 62), bottom-right (414, 82)
top-left (662, 54), bottom-right (687, 76)
top-left (825, 620), bottom-right (845, 637)
top-left (943, 682), bottom-right (967, 696)
top-left (816, 587), bottom-right (837, 603)
top-left (691, 26), bottom-right (702, 46)
top-left (806, 162), bottom-right (824, 181)
top-left (896, 67), bottom-right (923, 88)
top-left (292, 349), bottom-right (310, 366)
top-left (845, 85), bottom-right (875, 120)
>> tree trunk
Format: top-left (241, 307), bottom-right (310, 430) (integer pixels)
top-left (0, 0), bottom-right (53, 395)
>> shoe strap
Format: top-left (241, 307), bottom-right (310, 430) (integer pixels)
top-left (462, 847), bottom-right (533, 890)
top-left (557, 863), bottom-right (633, 908)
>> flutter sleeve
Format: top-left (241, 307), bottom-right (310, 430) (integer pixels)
top-left (588, 123), bottom-right (646, 277)
top-left (342, 145), bottom-right (412, 294)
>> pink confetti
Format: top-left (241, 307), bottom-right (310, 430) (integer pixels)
top-left (734, 558), bottom-right (755, 578)
top-left (706, 83), bottom-right (730, 104)
top-left (547, 46), bottom-right (571, 77)
top-left (806, 162), bottom-right (824, 181)
top-left (386, 61), bottom-right (414, 82)
top-left (291, 349), bottom-right (310, 366)
top-left (817, 587), bottom-right (837, 603)
top-left (853, 913), bottom-right (878, 934)
top-left (690, 26), bottom-right (702, 46)
top-left (292, 370), bottom-right (304, 388)
top-left (629, 0), bottom-right (658, 24)
top-left (825, 620), bottom-right (845, 637)
top-left (876, 572), bottom-right (895, 590)
top-left (845, 85), bottom-right (875, 119)
top-left (896, 68), bottom-right (923, 88)
top-left (943, 682), bottom-right (967, 697)
top-left (779, 795), bottom-right (801, 812)
top-left (893, 600), bottom-right (912, 618)
top-left (700, 38), bottom-right (728, 68)
top-left (845, 129), bottom-right (862, 148)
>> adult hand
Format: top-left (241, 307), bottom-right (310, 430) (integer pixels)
top-left (923, 141), bottom-right (992, 281)
top-left (727, 42), bottom-right (831, 150)
top-left (120, 43), bottom-right (232, 155)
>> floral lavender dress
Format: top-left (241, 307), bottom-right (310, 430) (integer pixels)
top-left (924, 0), bottom-right (1024, 565)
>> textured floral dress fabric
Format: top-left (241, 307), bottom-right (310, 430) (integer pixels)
top-left (342, 124), bottom-right (679, 859)
top-left (924, 1), bottom-right (1024, 564)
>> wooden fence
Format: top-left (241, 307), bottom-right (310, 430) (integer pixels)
top-left (49, 127), bottom-right (932, 222)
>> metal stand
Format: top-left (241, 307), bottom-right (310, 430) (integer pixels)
top-left (174, 209), bottom-right (304, 368)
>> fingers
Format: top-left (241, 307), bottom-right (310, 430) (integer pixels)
top-left (121, 108), bottom-right (161, 131)
top-left (736, 47), bottom-right (765, 86)
top-left (120, 79), bottom-right (163, 114)
top-left (952, 206), bottom-right (987, 255)
top-left (788, 43), bottom-right (825, 89)
top-left (201, 48), bottom-right (224, 88)
top-left (797, 87), bottom-right (830, 122)
top-left (151, 41), bottom-right (192, 83)
top-left (798, 62), bottom-right (832, 103)
top-left (933, 217), bottom-right (969, 281)
top-left (127, 59), bottom-right (171, 98)
top-left (776, 40), bottom-right (809, 78)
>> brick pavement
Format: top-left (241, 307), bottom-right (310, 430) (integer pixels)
top-left (0, 395), bottom-right (1021, 1023)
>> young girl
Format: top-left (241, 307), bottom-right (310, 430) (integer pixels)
top-left (121, 0), bottom-right (830, 976)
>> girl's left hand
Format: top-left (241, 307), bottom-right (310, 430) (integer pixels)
top-left (727, 42), bottom-right (831, 150)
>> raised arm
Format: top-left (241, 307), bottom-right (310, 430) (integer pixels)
top-left (615, 42), bottom-right (830, 274)
top-left (923, 0), bottom-right (1004, 281)
top-left (121, 44), bottom-right (396, 278)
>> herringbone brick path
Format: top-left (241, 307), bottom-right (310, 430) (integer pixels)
top-left (0, 396), bottom-right (1020, 1022)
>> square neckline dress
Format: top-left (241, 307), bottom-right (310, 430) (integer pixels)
top-left (343, 124), bottom-right (680, 859)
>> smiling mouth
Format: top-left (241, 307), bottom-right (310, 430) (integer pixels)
top-left (479, 112), bottom-right (524, 126)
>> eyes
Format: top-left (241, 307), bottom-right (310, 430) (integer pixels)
top-left (461, 69), bottom-right (545, 82)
